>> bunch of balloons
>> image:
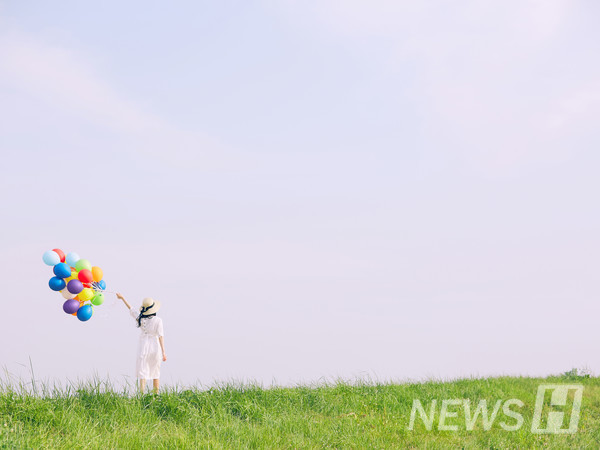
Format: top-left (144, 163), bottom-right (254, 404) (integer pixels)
top-left (43, 248), bottom-right (106, 322)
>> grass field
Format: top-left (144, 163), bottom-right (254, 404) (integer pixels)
top-left (1, 374), bottom-right (599, 448)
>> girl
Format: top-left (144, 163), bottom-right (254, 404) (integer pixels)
top-left (116, 293), bottom-right (167, 394)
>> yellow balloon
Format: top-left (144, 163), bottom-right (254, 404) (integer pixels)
top-left (65, 270), bottom-right (78, 283)
top-left (79, 288), bottom-right (93, 302)
top-left (91, 266), bottom-right (103, 282)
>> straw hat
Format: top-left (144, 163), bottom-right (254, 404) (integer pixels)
top-left (140, 297), bottom-right (161, 315)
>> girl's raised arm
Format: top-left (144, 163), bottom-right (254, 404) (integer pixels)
top-left (116, 292), bottom-right (132, 310)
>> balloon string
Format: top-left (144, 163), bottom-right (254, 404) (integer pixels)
top-left (88, 282), bottom-right (117, 295)
top-left (94, 289), bottom-right (118, 294)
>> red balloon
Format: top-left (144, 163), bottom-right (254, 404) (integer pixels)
top-left (53, 248), bottom-right (66, 263)
top-left (78, 269), bottom-right (93, 283)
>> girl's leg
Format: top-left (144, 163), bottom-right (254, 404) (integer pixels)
top-left (139, 379), bottom-right (146, 393)
top-left (153, 379), bottom-right (160, 394)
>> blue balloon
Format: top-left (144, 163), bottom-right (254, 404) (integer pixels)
top-left (98, 280), bottom-right (106, 290)
top-left (53, 262), bottom-right (71, 278)
top-left (65, 252), bottom-right (80, 267)
top-left (77, 304), bottom-right (93, 322)
top-left (49, 277), bottom-right (66, 291)
top-left (42, 250), bottom-right (60, 266)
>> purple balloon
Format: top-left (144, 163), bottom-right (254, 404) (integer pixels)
top-left (67, 279), bottom-right (83, 294)
top-left (63, 299), bottom-right (80, 314)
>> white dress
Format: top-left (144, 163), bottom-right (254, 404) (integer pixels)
top-left (129, 308), bottom-right (164, 379)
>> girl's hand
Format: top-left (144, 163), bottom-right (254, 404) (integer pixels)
top-left (117, 293), bottom-right (132, 310)
top-left (162, 353), bottom-right (167, 362)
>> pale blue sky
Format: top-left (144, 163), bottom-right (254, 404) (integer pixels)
top-left (1, 1), bottom-right (600, 387)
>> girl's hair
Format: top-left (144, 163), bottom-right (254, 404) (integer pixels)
top-left (136, 303), bottom-right (157, 327)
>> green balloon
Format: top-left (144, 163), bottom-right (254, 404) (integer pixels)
top-left (91, 293), bottom-right (104, 306)
top-left (75, 259), bottom-right (92, 271)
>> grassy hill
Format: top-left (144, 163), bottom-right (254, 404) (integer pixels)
top-left (1, 375), bottom-right (599, 448)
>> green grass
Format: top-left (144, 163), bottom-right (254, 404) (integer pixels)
top-left (1, 375), bottom-right (600, 448)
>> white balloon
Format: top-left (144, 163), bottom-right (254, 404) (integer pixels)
top-left (60, 288), bottom-right (76, 299)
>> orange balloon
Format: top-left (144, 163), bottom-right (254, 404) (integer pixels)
top-left (72, 298), bottom-right (83, 315)
top-left (91, 266), bottom-right (103, 282)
